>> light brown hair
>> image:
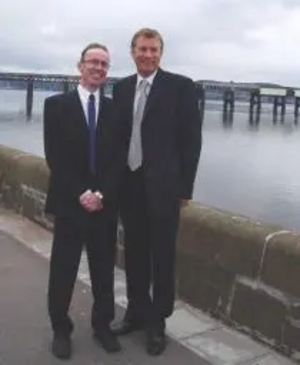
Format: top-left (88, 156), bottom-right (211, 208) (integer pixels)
top-left (131, 28), bottom-right (164, 52)
top-left (80, 43), bottom-right (108, 62)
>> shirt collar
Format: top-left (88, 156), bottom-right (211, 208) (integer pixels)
top-left (136, 70), bottom-right (158, 88)
top-left (77, 84), bottom-right (100, 103)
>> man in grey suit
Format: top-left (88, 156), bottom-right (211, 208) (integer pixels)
top-left (112, 28), bottom-right (202, 356)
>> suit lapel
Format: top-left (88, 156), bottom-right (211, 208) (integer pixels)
top-left (125, 70), bottom-right (165, 123)
top-left (68, 90), bottom-right (88, 134)
top-left (117, 71), bottom-right (166, 126)
top-left (97, 94), bottom-right (109, 137)
top-left (97, 95), bottom-right (104, 131)
top-left (143, 69), bottom-right (165, 119)
top-left (121, 75), bottom-right (137, 123)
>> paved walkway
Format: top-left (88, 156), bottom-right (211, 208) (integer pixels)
top-left (0, 208), bottom-right (295, 365)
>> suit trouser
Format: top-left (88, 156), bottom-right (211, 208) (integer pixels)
top-left (48, 209), bottom-right (117, 336)
top-left (120, 168), bottom-right (180, 324)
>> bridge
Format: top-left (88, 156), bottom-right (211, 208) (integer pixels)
top-left (0, 71), bottom-right (119, 120)
top-left (195, 81), bottom-right (300, 118)
top-left (0, 71), bottom-right (299, 120)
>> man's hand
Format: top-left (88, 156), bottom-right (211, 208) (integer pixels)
top-left (79, 190), bottom-right (103, 212)
top-left (94, 191), bottom-right (104, 211)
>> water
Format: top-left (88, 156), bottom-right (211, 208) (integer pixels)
top-left (0, 90), bottom-right (300, 232)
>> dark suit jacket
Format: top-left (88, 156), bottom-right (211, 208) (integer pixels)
top-left (44, 89), bottom-right (121, 216)
top-left (113, 69), bottom-right (202, 215)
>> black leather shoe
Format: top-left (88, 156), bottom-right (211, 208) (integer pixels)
top-left (94, 328), bottom-right (122, 353)
top-left (146, 328), bottom-right (167, 356)
top-left (110, 319), bottom-right (144, 335)
top-left (51, 334), bottom-right (72, 359)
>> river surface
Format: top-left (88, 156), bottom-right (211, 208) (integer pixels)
top-left (0, 89), bottom-right (299, 231)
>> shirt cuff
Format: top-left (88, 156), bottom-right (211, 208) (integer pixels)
top-left (94, 191), bottom-right (103, 200)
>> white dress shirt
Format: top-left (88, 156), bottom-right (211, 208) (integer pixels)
top-left (77, 84), bottom-right (100, 124)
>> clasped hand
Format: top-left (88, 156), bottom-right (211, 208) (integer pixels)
top-left (79, 190), bottom-right (103, 212)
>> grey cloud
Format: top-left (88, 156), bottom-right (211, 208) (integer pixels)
top-left (1, 0), bottom-right (300, 86)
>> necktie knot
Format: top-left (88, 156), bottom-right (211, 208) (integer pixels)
top-left (139, 79), bottom-right (149, 96)
top-left (89, 93), bottom-right (95, 103)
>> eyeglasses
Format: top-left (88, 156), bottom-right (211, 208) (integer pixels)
top-left (83, 59), bottom-right (110, 70)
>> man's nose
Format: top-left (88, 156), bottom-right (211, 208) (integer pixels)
top-left (144, 49), bottom-right (153, 57)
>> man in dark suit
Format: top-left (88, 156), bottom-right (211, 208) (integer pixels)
top-left (44, 43), bottom-right (121, 359)
top-left (112, 28), bottom-right (202, 355)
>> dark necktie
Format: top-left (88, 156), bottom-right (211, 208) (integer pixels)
top-left (88, 94), bottom-right (96, 175)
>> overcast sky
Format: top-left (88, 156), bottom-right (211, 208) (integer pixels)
top-left (1, 0), bottom-right (300, 86)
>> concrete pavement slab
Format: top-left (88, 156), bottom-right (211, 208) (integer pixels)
top-left (0, 230), bottom-right (210, 365)
top-left (242, 354), bottom-right (295, 365)
top-left (0, 208), bottom-right (296, 365)
top-left (183, 328), bottom-right (268, 364)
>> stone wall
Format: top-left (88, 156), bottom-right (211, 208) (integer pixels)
top-left (1, 144), bottom-right (300, 358)
top-left (177, 206), bottom-right (300, 357)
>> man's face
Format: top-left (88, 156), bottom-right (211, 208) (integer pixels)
top-left (78, 48), bottom-right (110, 91)
top-left (131, 36), bottom-right (162, 77)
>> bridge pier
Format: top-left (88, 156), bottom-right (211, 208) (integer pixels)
top-left (249, 90), bottom-right (261, 117)
top-left (26, 79), bottom-right (34, 121)
top-left (223, 89), bottom-right (235, 114)
top-left (222, 109), bottom-right (234, 127)
top-left (294, 97), bottom-right (300, 118)
top-left (249, 111), bottom-right (260, 126)
top-left (273, 96), bottom-right (286, 118)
